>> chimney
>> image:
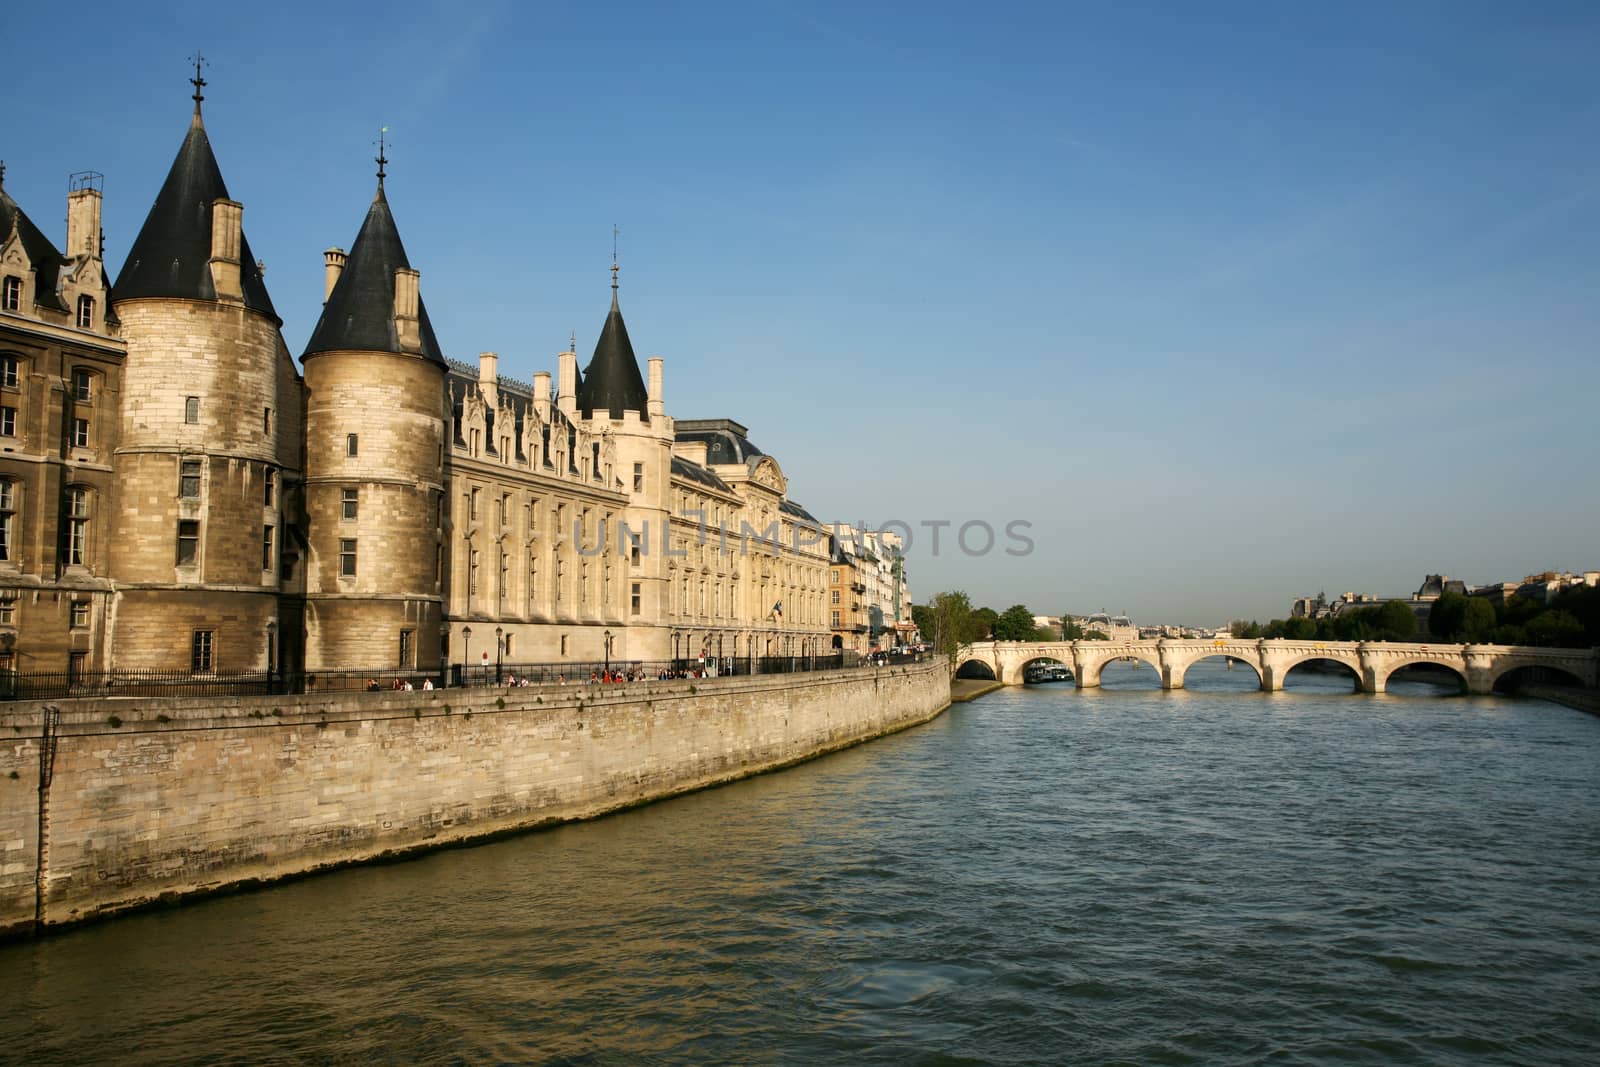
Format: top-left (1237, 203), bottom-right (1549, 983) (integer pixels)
top-left (478, 351), bottom-right (498, 408)
top-left (209, 198), bottom-right (243, 300)
top-left (323, 247), bottom-right (346, 302)
top-left (532, 371), bottom-right (551, 423)
top-left (393, 267), bottom-right (420, 351)
top-left (647, 357), bottom-right (664, 418)
top-left (66, 188), bottom-right (102, 261)
top-left (556, 348), bottom-right (577, 416)
top-left (673, 439), bottom-right (709, 468)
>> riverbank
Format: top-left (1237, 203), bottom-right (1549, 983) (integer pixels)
top-left (0, 662), bottom-right (950, 938)
top-left (1520, 684), bottom-right (1600, 716)
top-left (951, 678), bottom-right (1003, 702)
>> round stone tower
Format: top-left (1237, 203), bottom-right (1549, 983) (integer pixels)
top-left (300, 170), bottom-right (446, 672)
top-left (108, 86), bottom-right (301, 673)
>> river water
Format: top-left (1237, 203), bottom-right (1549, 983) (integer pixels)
top-left (3, 660), bottom-right (1598, 1065)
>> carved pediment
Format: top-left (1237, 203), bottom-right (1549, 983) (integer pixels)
top-left (750, 456), bottom-right (786, 493)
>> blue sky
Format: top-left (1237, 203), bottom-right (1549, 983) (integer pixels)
top-left (6, 1), bottom-right (1597, 624)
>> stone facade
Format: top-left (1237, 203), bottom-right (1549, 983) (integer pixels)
top-left (0, 660), bottom-right (950, 936)
top-left (1, 92), bottom-right (839, 681)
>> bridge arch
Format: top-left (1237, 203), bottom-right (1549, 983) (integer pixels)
top-left (1490, 663), bottom-right (1588, 693)
top-left (1018, 655), bottom-right (1074, 685)
top-left (1170, 652), bottom-right (1262, 690)
top-left (1077, 646), bottom-right (1163, 689)
top-left (955, 658), bottom-right (997, 681)
top-left (1273, 659), bottom-right (1363, 694)
top-left (1373, 657), bottom-right (1468, 694)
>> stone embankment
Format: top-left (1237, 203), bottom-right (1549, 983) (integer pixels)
top-left (0, 662), bottom-right (949, 938)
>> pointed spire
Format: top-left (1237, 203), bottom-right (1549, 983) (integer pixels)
top-left (112, 91), bottom-right (277, 320)
top-left (577, 254), bottom-right (649, 422)
top-left (375, 126), bottom-right (390, 187)
top-left (189, 51), bottom-right (208, 126)
top-left (303, 173), bottom-right (444, 366)
top-left (610, 224), bottom-right (620, 308)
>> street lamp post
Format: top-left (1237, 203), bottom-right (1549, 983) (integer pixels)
top-left (265, 620), bottom-right (276, 694)
top-left (603, 629), bottom-right (613, 678)
top-left (462, 626), bottom-right (472, 686)
top-left (495, 626), bottom-right (503, 685)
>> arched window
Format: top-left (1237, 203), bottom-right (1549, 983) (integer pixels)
top-left (76, 295), bottom-right (94, 329)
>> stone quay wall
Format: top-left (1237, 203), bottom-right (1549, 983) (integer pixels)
top-left (0, 662), bottom-right (950, 937)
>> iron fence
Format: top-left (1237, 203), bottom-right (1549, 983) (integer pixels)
top-left (0, 650), bottom-right (924, 702)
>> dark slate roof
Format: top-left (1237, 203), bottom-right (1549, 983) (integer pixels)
top-left (303, 185), bottom-right (445, 365)
top-left (0, 184), bottom-right (69, 312)
top-left (671, 455), bottom-right (733, 494)
top-left (113, 112), bottom-right (277, 320)
top-left (674, 418), bottom-right (765, 467)
top-left (578, 286), bottom-right (649, 421)
top-left (780, 499), bottom-right (821, 525)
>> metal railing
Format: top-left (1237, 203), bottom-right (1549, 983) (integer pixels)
top-left (0, 650), bottom-right (922, 701)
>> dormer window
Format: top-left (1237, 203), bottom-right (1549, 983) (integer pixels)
top-left (76, 295), bottom-right (94, 329)
top-left (1, 277), bottom-right (19, 312)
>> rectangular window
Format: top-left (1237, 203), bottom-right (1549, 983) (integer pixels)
top-left (630, 533), bottom-right (641, 565)
top-left (469, 548), bottom-right (479, 595)
top-left (633, 462), bottom-right (644, 492)
top-left (0, 355), bottom-right (16, 388)
top-left (180, 459), bottom-right (201, 498)
top-left (191, 630), bottom-right (214, 673)
top-left (341, 487), bottom-right (358, 520)
top-left (68, 487), bottom-right (88, 566)
top-left (263, 407), bottom-right (272, 434)
top-left (76, 296), bottom-right (94, 329)
top-left (346, 433), bottom-right (358, 457)
top-left (177, 520), bottom-right (200, 565)
top-left (631, 582), bottom-right (641, 616)
top-left (0, 406), bottom-right (15, 436)
top-left (339, 538), bottom-right (357, 577)
top-left (500, 493), bottom-right (509, 529)
top-left (73, 369), bottom-right (92, 402)
top-left (1, 276), bottom-right (19, 311)
top-left (262, 525), bottom-right (274, 571)
top-left (560, 634), bottom-right (569, 657)
top-left (832, 610), bottom-right (840, 627)
top-left (0, 478), bottom-right (13, 562)
top-left (264, 468), bottom-right (275, 506)
top-left (71, 601), bottom-right (89, 628)
top-left (69, 650), bottom-right (88, 685)
top-left (185, 396), bottom-right (199, 424)
top-left (72, 417), bottom-right (89, 448)
top-left (399, 629), bottom-right (414, 669)
top-left (0, 597), bottom-right (13, 625)
top-left (469, 487), bottom-right (480, 520)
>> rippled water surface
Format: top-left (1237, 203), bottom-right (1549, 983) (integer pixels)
top-left (4, 662), bottom-right (1599, 1065)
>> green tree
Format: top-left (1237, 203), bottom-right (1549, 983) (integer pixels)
top-left (1282, 616), bottom-right (1317, 640)
top-left (1062, 618), bottom-right (1086, 640)
top-left (1524, 609), bottom-right (1586, 647)
top-left (928, 591), bottom-right (975, 674)
top-left (1461, 598), bottom-right (1496, 643)
top-left (993, 604), bottom-right (1038, 641)
top-left (970, 607), bottom-right (999, 642)
top-left (1082, 629), bottom-right (1109, 641)
top-left (1376, 600), bottom-right (1417, 641)
top-left (1429, 591), bottom-right (1467, 640)
top-left (911, 604), bottom-right (935, 643)
top-left (1034, 625), bottom-right (1059, 641)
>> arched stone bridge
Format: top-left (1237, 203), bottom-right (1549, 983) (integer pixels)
top-left (957, 638), bottom-right (1598, 695)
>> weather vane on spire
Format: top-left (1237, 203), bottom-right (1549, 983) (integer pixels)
top-left (375, 126), bottom-right (390, 185)
top-left (189, 51), bottom-right (208, 109)
top-left (611, 224), bottom-right (620, 290)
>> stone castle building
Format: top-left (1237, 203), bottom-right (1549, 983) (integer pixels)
top-left (0, 83), bottom-right (833, 679)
